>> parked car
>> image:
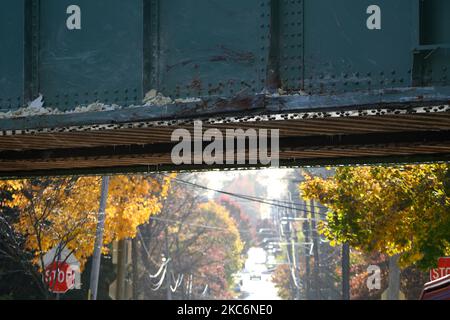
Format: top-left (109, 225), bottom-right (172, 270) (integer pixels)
top-left (420, 275), bottom-right (450, 300)
top-left (249, 272), bottom-right (262, 281)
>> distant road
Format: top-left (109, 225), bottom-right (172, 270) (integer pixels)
top-left (240, 273), bottom-right (281, 300)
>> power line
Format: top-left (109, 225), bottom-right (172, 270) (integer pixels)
top-left (148, 216), bottom-right (255, 234)
top-left (163, 175), bottom-right (327, 216)
top-left (174, 175), bottom-right (324, 211)
top-left (232, 197), bottom-right (326, 212)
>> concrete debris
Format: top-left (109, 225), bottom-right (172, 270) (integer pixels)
top-left (0, 90), bottom-right (203, 120)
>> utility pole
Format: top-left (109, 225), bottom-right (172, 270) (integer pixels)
top-left (89, 176), bottom-right (110, 300)
top-left (310, 200), bottom-right (320, 300)
top-left (116, 239), bottom-right (127, 300)
top-left (56, 243), bottom-right (62, 300)
top-left (303, 200), bottom-right (311, 300)
top-left (285, 203), bottom-right (297, 299)
top-left (342, 243), bottom-right (350, 300)
top-left (288, 193), bottom-right (302, 300)
top-left (187, 274), bottom-right (193, 300)
top-left (279, 198), bottom-right (297, 300)
top-left (165, 227), bottom-right (173, 300)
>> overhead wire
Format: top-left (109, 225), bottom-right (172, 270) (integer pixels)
top-left (201, 284), bottom-right (209, 297)
top-left (148, 216), bottom-right (255, 234)
top-left (170, 272), bottom-right (184, 292)
top-left (162, 174), bottom-right (328, 217)
top-left (150, 264), bottom-right (168, 291)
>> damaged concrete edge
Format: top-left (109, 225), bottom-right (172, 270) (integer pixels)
top-left (0, 86), bottom-right (449, 134)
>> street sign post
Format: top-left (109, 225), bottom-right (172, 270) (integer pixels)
top-left (430, 257), bottom-right (450, 281)
top-left (44, 262), bottom-right (77, 294)
top-left (43, 246), bottom-right (81, 294)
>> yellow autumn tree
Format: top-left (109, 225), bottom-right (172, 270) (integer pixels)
top-left (300, 165), bottom-right (450, 269)
top-left (1, 174), bottom-right (175, 269)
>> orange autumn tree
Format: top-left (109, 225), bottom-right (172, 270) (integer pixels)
top-left (1, 174), bottom-right (175, 269)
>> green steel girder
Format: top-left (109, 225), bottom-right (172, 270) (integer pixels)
top-left (1, 0), bottom-right (449, 114)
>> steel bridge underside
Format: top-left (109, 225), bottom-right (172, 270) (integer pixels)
top-left (0, 94), bottom-right (449, 178)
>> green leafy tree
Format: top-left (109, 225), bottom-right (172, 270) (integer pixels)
top-left (300, 165), bottom-right (450, 270)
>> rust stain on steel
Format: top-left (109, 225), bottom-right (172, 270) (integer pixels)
top-left (166, 46), bottom-right (255, 73)
top-left (210, 45), bottom-right (256, 64)
top-left (213, 95), bottom-right (265, 110)
top-left (178, 94), bottom-right (264, 116)
top-left (166, 59), bottom-right (195, 72)
top-left (188, 78), bottom-right (202, 92)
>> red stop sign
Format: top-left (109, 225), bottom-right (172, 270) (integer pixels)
top-left (44, 262), bottom-right (76, 294)
top-left (430, 257), bottom-right (450, 281)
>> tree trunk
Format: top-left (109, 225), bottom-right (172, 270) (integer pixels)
top-left (388, 255), bottom-right (401, 300)
top-left (165, 228), bottom-right (172, 300)
top-left (132, 236), bottom-right (139, 300)
top-left (310, 200), bottom-right (320, 300)
top-left (116, 239), bottom-right (127, 300)
top-left (342, 243), bottom-right (350, 300)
